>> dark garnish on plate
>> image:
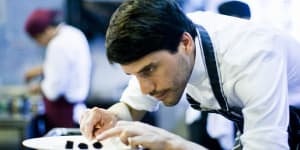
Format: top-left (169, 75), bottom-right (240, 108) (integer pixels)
top-left (93, 141), bottom-right (103, 149)
top-left (78, 143), bottom-right (88, 149)
top-left (65, 140), bottom-right (73, 149)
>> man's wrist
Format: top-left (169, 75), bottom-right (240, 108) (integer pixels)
top-left (107, 102), bottom-right (133, 121)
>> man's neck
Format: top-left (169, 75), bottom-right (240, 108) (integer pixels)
top-left (45, 25), bottom-right (60, 44)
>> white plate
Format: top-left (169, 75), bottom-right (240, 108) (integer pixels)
top-left (22, 135), bottom-right (131, 150)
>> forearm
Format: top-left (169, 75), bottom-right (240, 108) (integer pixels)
top-left (29, 65), bottom-right (43, 77)
top-left (25, 65), bottom-right (44, 82)
top-left (35, 65), bottom-right (43, 74)
top-left (107, 102), bottom-right (146, 121)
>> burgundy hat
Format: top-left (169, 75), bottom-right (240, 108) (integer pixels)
top-left (24, 9), bottom-right (56, 38)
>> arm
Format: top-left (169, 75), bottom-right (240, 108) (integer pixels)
top-left (96, 121), bottom-right (207, 150)
top-left (80, 77), bottom-right (158, 140)
top-left (108, 102), bottom-right (147, 121)
top-left (24, 65), bottom-right (43, 82)
top-left (228, 34), bottom-right (290, 149)
top-left (24, 65), bottom-right (43, 95)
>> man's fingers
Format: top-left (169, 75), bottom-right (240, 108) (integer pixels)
top-left (128, 135), bottom-right (152, 150)
top-left (115, 120), bottom-right (132, 126)
top-left (117, 121), bottom-right (163, 135)
top-left (93, 125), bottom-right (108, 138)
top-left (79, 109), bottom-right (89, 124)
top-left (96, 121), bottom-right (146, 146)
top-left (79, 110), bottom-right (89, 137)
top-left (118, 128), bottom-right (141, 145)
top-left (84, 112), bottom-right (95, 139)
top-left (80, 107), bottom-right (119, 141)
top-left (80, 108), bottom-right (101, 140)
top-left (96, 127), bottom-right (123, 141)
top-left (79, 109), bottom-right (89, 133)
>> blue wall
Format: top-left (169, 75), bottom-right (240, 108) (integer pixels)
top-left (0, 0), bottom-right (130, 100)
top-left (0, 0), bottom-right (64, 85)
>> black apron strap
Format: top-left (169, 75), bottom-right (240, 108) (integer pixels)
top-left (197, 25), bottom-right (229, 111)
top-left (186, 25), bottom-right (244, 132)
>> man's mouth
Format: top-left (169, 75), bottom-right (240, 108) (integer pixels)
top-left (152, 91), bottom-right (167, 100)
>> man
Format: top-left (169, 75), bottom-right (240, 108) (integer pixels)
top-left (80, 0), bottom-right (300, 149)
top-left (25, 9), bottom-right (92, 135)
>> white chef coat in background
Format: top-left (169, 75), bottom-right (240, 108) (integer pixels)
top-left (41, 24), bottom-right (92, 123)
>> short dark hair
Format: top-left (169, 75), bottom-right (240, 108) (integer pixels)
top-left (25, 9), bottom-right (63, 38)
top-left (106, 0), bottom-right (197, 64)
top-left (218, 1), bottom-right (251, 19)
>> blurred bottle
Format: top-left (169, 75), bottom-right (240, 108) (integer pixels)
top-left (11, 97), bottom-right (21, 115)
top-left (20, 95), bottom-right (31, 116)
top-left (0, 98), bottom-right (9, 115)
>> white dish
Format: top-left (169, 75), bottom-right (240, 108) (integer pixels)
top-left (22, 135), bottom-right (131, 150)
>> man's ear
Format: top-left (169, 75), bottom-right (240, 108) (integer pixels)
top-left (180, 32), bottom-right (194, 54)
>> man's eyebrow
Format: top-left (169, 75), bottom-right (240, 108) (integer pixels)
top-left (124, 61), bottom-right (157, 75)
top-left (137, 62), bottom-right (155, 74)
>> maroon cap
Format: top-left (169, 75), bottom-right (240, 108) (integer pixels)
top-left (24, 9), bottom-right (56, 38)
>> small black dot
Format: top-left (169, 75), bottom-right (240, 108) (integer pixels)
top-left (93, 142), bottom-right (103, 149)
top-left (65, 140), bottom-right (73, 149)
top-left (78, 143), bottom-right (88, 149)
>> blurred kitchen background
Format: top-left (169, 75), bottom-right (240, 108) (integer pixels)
top-left (0, 0), bottom-right (299, 149)
top-left (0, 0), bottom-right (189, 149)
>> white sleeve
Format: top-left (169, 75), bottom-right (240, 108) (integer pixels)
top-left (120, 77), bottom-right (160, 111)
top-left (41, 43), bottom-right (70, 101)
top-left (233, 35), bottom-right (289, 149)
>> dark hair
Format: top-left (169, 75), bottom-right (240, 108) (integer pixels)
top-left (106, 0), bottom-right (197, 64)
top-left (25, 9), bottom-right (63, 38)
top-left (218, 1), bottom-right (251, 19)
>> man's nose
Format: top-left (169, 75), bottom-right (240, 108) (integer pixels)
top-left (137, 77), bottom-right (155, 95)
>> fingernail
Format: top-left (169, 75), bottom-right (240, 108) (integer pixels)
top-left (96, 134), bottom-right (104, 140)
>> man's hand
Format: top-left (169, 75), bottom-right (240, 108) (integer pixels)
top-left (24, 66), bottom-right (43, 83)
top-left (28, 83), bottom-right (42, 95)
top-left (79, 107), bottom-right (118, 140)
top-left (96, 121), bottom-right (207, 150)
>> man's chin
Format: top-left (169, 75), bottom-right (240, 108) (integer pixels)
top-left (162, 99), bottom-right (180, 106)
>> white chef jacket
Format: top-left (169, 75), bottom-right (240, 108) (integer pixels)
top-left (41, 25), bottom-right (92, 123)
top-left (120, 11), bottom-right (300, 149)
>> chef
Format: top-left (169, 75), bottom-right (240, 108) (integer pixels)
top-left (24, 9), bottom-right (92, 135)
top-left (80, 0), bottom-right (300, 149)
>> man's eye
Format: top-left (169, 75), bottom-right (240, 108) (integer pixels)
top-left (147, 66), bottom-right (154, 72)
top-left (142, 66), bottom-right (154, 76)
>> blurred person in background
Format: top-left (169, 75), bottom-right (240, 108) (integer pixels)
top-left (218, 0), bottom-right (251, 19)
top-left (24, 9), bottom-right (92, 137)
